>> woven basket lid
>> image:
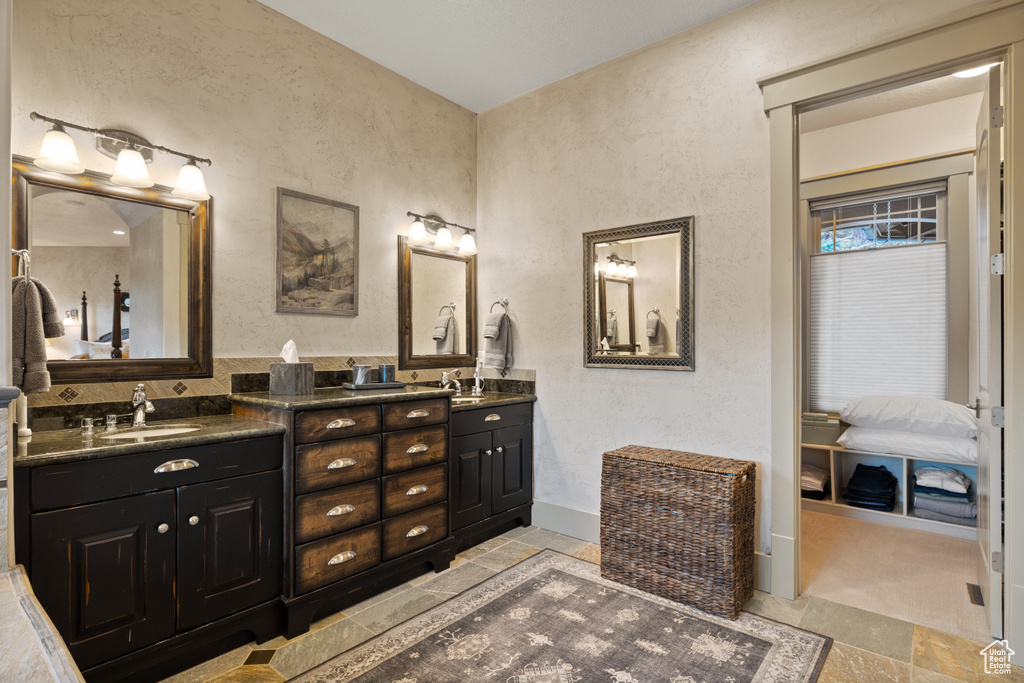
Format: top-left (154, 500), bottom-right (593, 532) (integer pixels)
top-left (603, 445), bottom-right (754, 477)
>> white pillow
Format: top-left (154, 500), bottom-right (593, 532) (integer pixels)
top-left (840, 395), bottom-right (976, 438)
top-left (73, 339), bottom-right (113, 359)
top-left (837, 426), bottom-right (978, 464)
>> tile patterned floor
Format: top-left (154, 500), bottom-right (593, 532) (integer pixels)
top-left (164, 527), bottom-right (1024, 682)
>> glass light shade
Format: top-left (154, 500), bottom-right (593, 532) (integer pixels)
top-left (626, 263), bottom-right (638, 278)
top-left (434, 226), bottom-right (454, 250)
top-left (458, 232), bottom-right (478, 256)
top-left (606, 261), bottom-right (619, 276)
top-left (110, 148), bottom-right (154, 188)
top-left (172, 161), bottom-right (210, 200)
top-left (408, 218), bottom-right (430, 245)
top-left (36, 127), bottom-right (84, 174)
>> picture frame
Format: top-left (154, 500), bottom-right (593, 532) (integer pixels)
top-left (275, 187), bottom-right (359, 317)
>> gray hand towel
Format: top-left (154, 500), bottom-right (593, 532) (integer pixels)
top-left (647, 318), bottom-right (668, 354)
top-left (435, 315), bottom-right (459, 355)
top-left (11, 277), bottom-right (64, 338)
top-left (433, 314), bottom-right (452, 341)
top-left (606, 314), bottom-right (618, 345)
top-left (646, 316), bottom-right (659, 338)
top-left (484, 311), bottom-right (504, 339)
top-left (483, 313), bottom-right (513, 370)
top-left (11, 279), bottom-right (51, 394)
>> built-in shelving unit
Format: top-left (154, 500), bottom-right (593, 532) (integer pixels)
top-left (801, 442), bottom-right (977, 541)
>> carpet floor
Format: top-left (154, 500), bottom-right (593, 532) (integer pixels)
top-left (293, 549), bottom-right (831, 683)
top-left (800, 509), bottom-right (990, 642)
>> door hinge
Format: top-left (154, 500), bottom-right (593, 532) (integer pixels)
top-left (993, 551), bottom-right (1005, 573)
top-left (991, 253), bottom-right (1005, 276)
top-left (992, 406), bottom-right (1006, 428)
top-left (993, 106), bottom-right (1005, 128)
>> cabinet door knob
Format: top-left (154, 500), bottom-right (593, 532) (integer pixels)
top-left (327, 504), bottom-right (355, 517)
top-left (326, 418), bottom-right (356, 429)
top-left (485, 449), bottom-right (492, 456)
top-left (484, 413), bottom-right (501, 422)
top-left (157, 523), bottom-right (169, 534)
top-left (406, 409), bottom-right (430, 419)
top-left (188, 516), bottom-right (200, 526)
top-left (328, 458), bottom-right (357, 470)
top-left (406, 525), bottom-right (429, 538)
top-left (406, 484), bottom-right (429, 496)
top-left (406, 443), bottom-right (429, 454)
top-left (496, 446), bottom-right (504, 453)
top-left (154, 458), bottom-right (199, 474)
top-left (328, 550), bottom-right (357, 566)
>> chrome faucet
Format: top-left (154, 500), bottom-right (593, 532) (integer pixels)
top-left (472, 358), bottom-right (484, 396)
top-left (440, 371), bottom-right (462, 396)
top-left (131, 383), bottom-right (155, 427)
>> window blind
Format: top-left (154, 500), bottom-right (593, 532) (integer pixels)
top-left (808, 242), bottom-right (947, 413)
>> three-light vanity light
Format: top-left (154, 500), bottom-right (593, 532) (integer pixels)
top-left (406, 212), bottom-right (478, 256)
top-left (604, 255), bottom-right (638, 278)
top-left (30, 112), bottom-right (211, 201)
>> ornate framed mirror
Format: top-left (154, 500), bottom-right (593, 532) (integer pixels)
top-left (398, 236), bottom-right (477, 370)
top-left (584, 216), bottom-right (694, 370)
top-left (11, 156), bottom-right (212, 383)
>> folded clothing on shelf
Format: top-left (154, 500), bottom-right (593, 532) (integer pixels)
top-left (913, 495), bottom-right (977, 519)
top-left (843, 463), bottom-right (897, 512)
top-left (913, 507), bottom-right (977, 527)
top-left (913, 465), bottom-right (972, 494)
top-left (801, 463), bottom-right (830, 491)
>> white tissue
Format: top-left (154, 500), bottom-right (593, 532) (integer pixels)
top-left (280, 339), bottom-right (299, 363)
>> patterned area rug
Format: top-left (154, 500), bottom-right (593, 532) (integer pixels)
top-left (293, 550), bottom-right (831, 683)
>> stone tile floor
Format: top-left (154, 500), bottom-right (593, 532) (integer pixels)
top-left (163, 527), bottom-right (1024, 682)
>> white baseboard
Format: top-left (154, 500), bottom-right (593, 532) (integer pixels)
top-left (532, 499), bottom-right (600, 542)
top-left (533, 499), bottom-right (773, 593)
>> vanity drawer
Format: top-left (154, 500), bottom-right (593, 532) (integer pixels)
top-left (295, 405), bottom-right (380, 444)
top-left (295, 435), bottom-right (381, 494)
top-left (452, 402), bottom-right (532, 437)
top-left (294, 523), bottom-right (381, 595)
top-left (30, 437), bottom-right (282, 511)
top-left (382, 503), bottom-right (447, 561)
top-left (294, 480), bottom-right (380, 545)
top-left (381, 399), bottom-right (448, 432)
top-left (382, 425), bottom-right (448, 474)
top-left (381, 463), bottom-right (447, 518)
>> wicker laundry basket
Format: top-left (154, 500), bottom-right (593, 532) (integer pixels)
top-left (600, 445), bottom-right (756, 619)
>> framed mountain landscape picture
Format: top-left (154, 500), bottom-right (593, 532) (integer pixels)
top-left (275, 187), bottom-right (359, 316)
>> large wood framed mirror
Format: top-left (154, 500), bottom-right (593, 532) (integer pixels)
top-left (584, 216), bottom-right (694, 370)
top-left (11, 156), bottom-right (212, 383)
top-left (398, 236), bottom-right (477, 370)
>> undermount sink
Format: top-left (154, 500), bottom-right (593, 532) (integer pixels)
top-left (101, 424), bottom-right (201, 439)
top-left (451, 396), bottom-right (486, 405)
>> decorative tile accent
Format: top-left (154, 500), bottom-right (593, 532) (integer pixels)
top-left (500, 368), bottom-right (508, 377)
top-left (411, 371), bottom-right (418, 381)
top-left (346, 357), bottom-right (355, 367)
top-left (57, 387), bottom-right (78, 403)
top-left (172, 381), bottom-right (188, 395)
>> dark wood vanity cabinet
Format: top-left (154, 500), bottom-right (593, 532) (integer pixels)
top-left (450, 401), bottom-right (533, 550)
top-left (15, 435), bottom-right (284, 680)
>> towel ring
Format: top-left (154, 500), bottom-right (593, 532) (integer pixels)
top-left (438, 302), bottom-right (456, 316)
top-left (490, 297), bottom-right (509, 313)
top-left (646, 307), bottom-right (661, 320)
top-left (608, 308), bottom-right (617, 317)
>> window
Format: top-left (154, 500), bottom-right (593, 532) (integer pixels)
top-left (808, 183), bottom-right (948, 413)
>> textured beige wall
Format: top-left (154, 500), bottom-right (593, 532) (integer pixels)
top-left (11, 0), bottom-right (476, 359)
top-left (476, 0), bottom-right (991, 552)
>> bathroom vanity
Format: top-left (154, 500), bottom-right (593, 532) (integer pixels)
top-left (12, 415), bottom-right (287, 682)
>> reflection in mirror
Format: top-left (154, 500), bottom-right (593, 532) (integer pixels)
top-left (12, 157), bottom-right (212, 383)
top-left (398, 237), bottom-right (477, 370)
top-left (584, 216), bottom-right (694, 370)
top-left (30, 187), bottom-right (189, 360)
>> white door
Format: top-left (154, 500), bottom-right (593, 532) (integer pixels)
top-left (975, 65), bottom-right (1004, 639)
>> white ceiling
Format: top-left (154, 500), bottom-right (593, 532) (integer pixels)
top-left (257, 0), bottom-right (761, 113)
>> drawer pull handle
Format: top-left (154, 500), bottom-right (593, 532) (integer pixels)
top-left (327, 418), bottom-right (356, 429)
top-left (406, 484), bottom-right (429, 496)
top-left (406, 443), bottom-right (429, 454)
top-left (407, 409), bottom-right (430, 419)
top-left (406, 525), bottom-right (429, 538)
top-left (328, 550), bottom-right (357, 566)
top-left (328, 458), bottom-right (357, 470)
top-left (484, 413), bottom-right (502, 422)
top-left (154, 458), bottom-right (199, 474)
top-left (327, 504), bottom-right (355, 517)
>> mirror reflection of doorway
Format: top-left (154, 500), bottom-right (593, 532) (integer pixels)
top-left (796, 67), bottom-right (1000, 643)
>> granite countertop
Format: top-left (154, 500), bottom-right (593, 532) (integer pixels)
top-left (450, 392), bottom-right (536, 411)
top-left (228, 384), bottom-right (453, 410)
top-left (14, 414), bottom-right (286, 468)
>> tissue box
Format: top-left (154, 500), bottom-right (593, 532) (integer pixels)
top-left (270, 362), bottom-right (314, 395)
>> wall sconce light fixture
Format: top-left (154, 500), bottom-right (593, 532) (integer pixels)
top-left (30, 112), bottom-right (212, 200)
top-left (605, 255), bottom-right (637, 278)
top-left (406, 212), bottom-right (478, 256)
top-left (63, 309), bottom-right (79, 325)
